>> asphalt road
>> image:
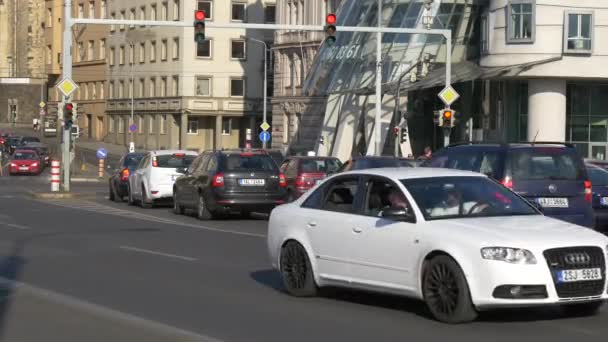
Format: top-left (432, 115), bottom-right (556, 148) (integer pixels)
top-left (0, 174), bottom-right (607, 341)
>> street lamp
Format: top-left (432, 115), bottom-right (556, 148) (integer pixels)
top-left (240, 35), bottom-right (269, 149)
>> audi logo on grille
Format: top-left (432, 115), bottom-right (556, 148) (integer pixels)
top-left (564, 252), bottom-right (591, 265)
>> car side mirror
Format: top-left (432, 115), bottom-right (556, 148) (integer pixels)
top-left (381, 207), bottom-right (416, 223)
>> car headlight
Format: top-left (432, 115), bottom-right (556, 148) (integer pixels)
top-left (481, 247), bottom-right (537, 264)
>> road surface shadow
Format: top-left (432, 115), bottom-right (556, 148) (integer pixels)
top-left (250, 269), bottom-right (590, 323)
top-left (0, 240), bottom-right (26, 337)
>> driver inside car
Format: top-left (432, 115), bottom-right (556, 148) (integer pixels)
top-left (429, 187), bottom-right (488, 217)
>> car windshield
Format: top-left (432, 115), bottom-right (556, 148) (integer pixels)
top-left (13, 152), bottom-right (38, 160)
top-left (224, 154), bottom-right (278, 171)
top-left (155, 154), bottom-right (195, 168)
top-left (300, 159), bottom-right (342, 173)
top-left (587, 165), bottom-right (608, 186)
top-left (401, 176), bottom-right (538, 221)
top-left (22, 137), bottom-right (40, 143)
top-left (507, 148), bottom-right (584, 181)
top-left (124, 154), bottom-right (144, 167)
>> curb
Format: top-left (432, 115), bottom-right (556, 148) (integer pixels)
top-left (29, 192), bottom-right (97, 200)
top-left (72, 177), bottom-right (103, 182)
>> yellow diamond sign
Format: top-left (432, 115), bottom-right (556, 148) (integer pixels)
top-left (56, 77), bottom-right (78, 97)
top-left (39, 101), bottom-right (46, 108)
top-left (260, 122), bottom-right (270, 131)
top-left (438, 86), bottom-right (460, 106)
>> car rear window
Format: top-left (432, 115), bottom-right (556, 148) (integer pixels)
top-left (155, 154), bottom-right (195, 168)
top-left (507, 148), bottom-right (584, 181)
top-left (300, 159), bottom-right (342, 173)
top-left (123, 154), bottom-right (144, 167)
top-left (13, 152), bottom-right (37, 160)
top-left (22, 137), bottom-right (40, 143)
top-left (587, 166), bottom-right (608, 186)
top-left (224, 154), bottom-right (278, 171)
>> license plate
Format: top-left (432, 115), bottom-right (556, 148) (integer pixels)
top-left (239, 179), bottom-right (265, 186)
top-left (19, 167), bottom-right (28, 171)
top-left (601, 197), bottom-right (608, 206)
top-left (537, 197), bottom-right (569, 208)
top-left (558, 268), bottom-right (602, 283)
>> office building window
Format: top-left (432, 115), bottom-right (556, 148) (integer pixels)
top-left (100, 81), bottom-right (105, 99)
top-left (507, 0), bottom-right (535, 43)
top-left (118, 117), bottom-right (125, 133)
top-left (480, 13), bottom-right (489, 54)
top-left (88, 40), bottom-right (94, 61)
top-left (119, 80), bottom-right (125, 98)
top-left (160, 77), bottom-right (167, 97)
top-left (231, 2), bottom-right (246, 22)
top-left (231, 40), bottom-right (246, 59)
top-left (173, 0), bottom-right (179, 20)
top-left (78, 4), bottom-right (84, 18)
top-left (120, 10), bottom-right (126, 30)
top-left (76, 42), bottom-right (84, 62)
top-left (222, 118), bottom-right (232, 135)
top-left (88, 2), bottom-right (95, 18)
top-left (150, 41), bottom-right (157, 62)
top-left (129, 8), bottom-right (136, 28)
top-left (46, 45), bottom-right (52, 64)
top-left (265, 4), bottom-right (276, 23)
top-left (151, 4), bottom-right (157, 20)
top-left (197, 1), bottom-right (212, 20)
top-left (196, 77), bottom-right (211, 96)
top-left (109, 81), bottom-right (114, 99)
top-left (91, 83), bottom-right (97, 99)
top-left (129, 79), bottom-right (133, 98)
top-left (172, 38), bottom-right (179, 60)
top-left (83, 83), bottom-right (88, 100)
top-left (101, 0), bottom-right (107, 18)
top-left (47, 8), bottom-right (53, 27)
top-left (138, 78), bottom-right (145, 97)
top-left (196, 40), bottom-right (211, 58)
top-left (230, 78), bottom-right (244, 97)
top-left (139, 6), bottom-right (145, 24)
top-left (109, 47), bottom-right (115, 65)
top-left (99, 39), bottom-right (106, 59)
top-left (187, 119), bottom-right (198, 134)
top-left (172, 76), bottom-right (179, 96)
top-left (149, 116), bottom-right (155, 134)
top-left (162, 2), bottom-right (168, 20)
top-left (110, 12), bottom-right (115, 31)
top-left (109, 116), bottom-right (115, 132)
top-left (119, 45), bottom-right (125, 65)
top-left (564, 11), bottom-right (593, 54)
top-left (161, 40), bottom-right (168, 61)
top-left (150, 78), bottom-right (156, 97)
top-left (129, 45), bottom-right (134, 64)
top-left (138, 116), bottom-right (144, 133)
top-left (160, 115), bottom-right (167, 134)
top-left (139, 42), bottom-right (145, 63)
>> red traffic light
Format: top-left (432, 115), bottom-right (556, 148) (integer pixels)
top-left (326, 13), bottom-right (337, 25)
top-left (65, 103), bottom-right (73, 111)
top-left (195, 10), bottom-right (206, 21)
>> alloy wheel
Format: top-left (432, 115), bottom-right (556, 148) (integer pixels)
top-left (425, 262), bottom-right (460, 316)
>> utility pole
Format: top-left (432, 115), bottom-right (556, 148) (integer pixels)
top-left (61, 0), bottom-right (73, 192)
top-left (241, 36), bottom-right (268, 149)
top-left (374, 0), bottom-right (383, 156)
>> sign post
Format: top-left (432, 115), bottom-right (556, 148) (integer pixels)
top-left (97, 148), bottom-right (107, 178)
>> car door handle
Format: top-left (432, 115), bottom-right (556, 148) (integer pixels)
top-left (307, 221), bottom-right (317, 228)
top-left (352, 227), bottom-right (363, 234)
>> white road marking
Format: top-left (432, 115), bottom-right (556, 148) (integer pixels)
top-left (119, 245), bottom-right (197, 262)
top-left (0, 222), bottom-right (31, 230)
top-left (0, 276), bottom-right (224, 342)
top-left (37, 200), bottom-right (266, 238)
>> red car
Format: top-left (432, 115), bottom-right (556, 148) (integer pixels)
top-left (9, 149), bottom-right (42, 175)
top-left (279, 156), bottom-right (342, 201)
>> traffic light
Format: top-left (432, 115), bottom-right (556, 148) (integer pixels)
top-left (325, 13), bottom-right (337, 46)
top-left (194, 10), bottom-right (206, 43)
top-left (400, 127), bottom-right (408, 144)
top-left (64, 102), bottom-right (74, 129)
top-left (442, 109), bottom-right (454, 128)
top-left (434, 110), bottom-right (444, 127)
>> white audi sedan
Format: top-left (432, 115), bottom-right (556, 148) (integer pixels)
top-left (267, 168), bottom-right (608, 323)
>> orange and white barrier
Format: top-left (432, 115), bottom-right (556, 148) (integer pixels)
top-left (98, 158), bottom-right (104, 178)
top-left (51, 160), bottom-right (60, 192)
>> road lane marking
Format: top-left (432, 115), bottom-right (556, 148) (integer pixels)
top-left (0, 222), bottom-right (31, 230)
top-left (0, 276), bottom-right (224, 342)
top-left (36, 199), bottom-right (266, 238)
top-left (119, 245), bottom-right (197, 262)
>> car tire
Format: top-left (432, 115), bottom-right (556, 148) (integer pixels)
top-left (280, 241), bottom-right (318, 297)
top-left (140, 184), bottom-right (153, 209)
top-left (196, 193), bottom-right (213, 220)
top-left (173, 191), bottom-right (184, 215)
top-left (561, 301), bottom-right (604, 317)
top-left (422, 255), bottom-right (478, 324)
top-left (108, 181), bottom-right (115, 201)
top-left (110, 181), bottom-right (122, 202)
top-left (240, 209), bottom-right (251, 219)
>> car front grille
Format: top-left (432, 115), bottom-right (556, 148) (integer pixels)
top-left (543, 246), bottom-right (606, 298)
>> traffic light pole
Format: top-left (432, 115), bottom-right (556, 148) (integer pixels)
top-left (70, 18), bottom-right (452, 159)
top-left (62, 0), bottom-right (73, 192)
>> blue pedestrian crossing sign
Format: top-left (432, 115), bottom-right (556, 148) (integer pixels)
top-left (259, 131), bottom-right (271, 143)
top-left (96, 148), bottom-right (108, 159)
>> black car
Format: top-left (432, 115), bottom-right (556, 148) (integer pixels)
top-left (173, 149), bottom-right (288, 219)
top-left (334, 156), bottom-right (413, 173)
top-left (421, 142), bottom-right (595, 228)
top-left (20, 136), bottom-right (40, 146)
top-left (6, 136), bottom-right (22, 154)
top-left (108, 152), bottom-right (145, 202)
top-left (586, 163), bottom-right (608, 232)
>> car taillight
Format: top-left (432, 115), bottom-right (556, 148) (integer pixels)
top-left (212, 173), bottom-right (224, 187)
top-left (295, 175), bottom-right (314, 189)
top-left (585, 180), bottom-right (592, 203)
top-left (121, 168), bottom-right (130, 181)
top-left (152, 156), bottom-right (158, 167)
top-left (295, 176), bottom-right (306, 187)
top-left (279, 173), bottom-right (287, 187)
top-left (501, 177), bottom-right (513, 189)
